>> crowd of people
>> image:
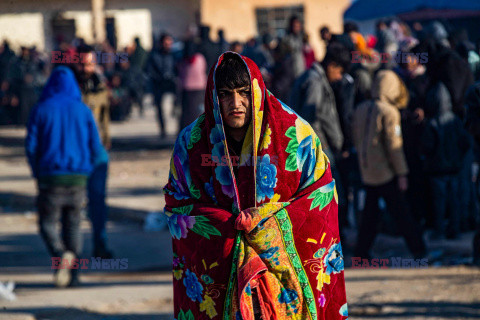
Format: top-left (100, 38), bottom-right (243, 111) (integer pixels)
top-left (11, 14), bottom-right (480, 291)
top-left (294, 18), bottom-right (480, 262)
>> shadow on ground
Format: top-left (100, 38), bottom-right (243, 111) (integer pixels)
top-left (350, 301), bottom-right (480, 318)
top-left (3, 307), bottom-right (173, 320)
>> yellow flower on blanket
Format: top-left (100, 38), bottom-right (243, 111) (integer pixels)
top-left (295, 118), bottom-right (316, 145)
top-left (258, 202), bottom-right (284, 219)
top-left (261, 124), bottom-right (272, 151)
top-left (200, 294), bottom-right (218, 318)
top-left (316, 265), bottom-right (331, 292)
top-left (313, 151), bottom-right (328, 181)
top-left (257, 229), bottom-right (275, 243)
top-left (173, 269), bottom-right (183, 280)
top-left (253, 78), bottom-right (263, 151)
top-left (270, 193), bottom-right (281, 203)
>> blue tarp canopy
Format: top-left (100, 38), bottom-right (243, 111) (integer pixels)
top-left (344, 0), bottom-right (480, 20)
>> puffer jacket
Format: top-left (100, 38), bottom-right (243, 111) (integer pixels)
top-left (352, 70), bottom-right (409, 186)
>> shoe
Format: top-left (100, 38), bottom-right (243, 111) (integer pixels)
top-left (54, 251), bottom-right (75, 288)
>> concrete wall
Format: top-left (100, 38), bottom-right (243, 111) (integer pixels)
top-left (105, 0), bottom-right (200, 44)
top-left (200, 0), bottom-right (350, 59)
top-left (0, 13), bottom-right (45, 50)
top-left (0, 0), bottom-right (199, 52)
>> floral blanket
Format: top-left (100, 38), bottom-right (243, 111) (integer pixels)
top-left (163, 52), bottom-right (348, 320)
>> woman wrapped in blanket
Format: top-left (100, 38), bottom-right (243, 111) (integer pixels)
top-left (163, 52), bottom-right (348, 320)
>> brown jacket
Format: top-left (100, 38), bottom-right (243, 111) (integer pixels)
top-left (81, 75), bottom-right (110, 148)
top-left (352, 70), bottom-right (409, 186)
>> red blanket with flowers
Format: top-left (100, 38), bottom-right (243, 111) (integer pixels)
top-left (163, 53), bottom-right (348, 320)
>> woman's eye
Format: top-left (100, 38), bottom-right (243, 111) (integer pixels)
top-left (241, 91), bottom-right (251, 96)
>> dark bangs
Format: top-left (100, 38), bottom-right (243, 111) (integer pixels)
top-left (214, 53), bottom-right (250, 90)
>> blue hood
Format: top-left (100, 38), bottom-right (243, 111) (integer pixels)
top-left (25, 65), bottom-right (104, 178)
top-left (39, 66), bottom-right (81, 103)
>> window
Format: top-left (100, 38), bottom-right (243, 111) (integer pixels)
top-left (255, 5), bottom-right (304, 38)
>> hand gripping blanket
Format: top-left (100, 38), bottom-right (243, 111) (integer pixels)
top-left (164, 52), bottom-right (348, 320)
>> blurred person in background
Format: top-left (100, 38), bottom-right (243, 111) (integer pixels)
top-left (344, 21), bottom-right (375, 105)
top-left (395, 48), bottom-right (430, 227)
top-left (283, 15), bottom-right (306, 78)
top-left (421, 22), bottom-right (476, 238)
top-left (290, 43), bottom-right (349, 237)
top-left (256, 34), bottom-right (275, 87)
top-left (242, 37), bottom-right (261, 65)
top-left (302, 33), bottom-right (316, 69)
top-left (17, 46), bottom-right (40, 125)
top-left (25, 66), bottom-right (106, 287)
top-left (108, 72), bottom-right (131, 121)
top-left (145, 33), bottom-right (177, 138)
top-left (290, 44), bottom-right (346, 157)
top-left (118, 57), bottom-right (145, 119)
top-left (76, 48), bottom-right (113, 259)
top-left (422, 21), bottom-right (473, 119)
top-left (0, 41), bottom-right (16, 84)
top-left (198, 25), bottom-right (218, 72)
top-left (0, 80), bottom-right (19, 125)
top-left (352, 70), bottom-right (426, 259)
top-left (420, 83), bottom-right (471, 240)
top-left (216, 29), bottom-right (230, 55)
top-left (375, 20), bottom-right (397, 61)
top-left (269, 41), bottom-right (295, 102)
top-left (178, 40), bottom-right (207, 130)
top-left (229, 41), bottom-right (244, 55)
top-left (320, 25), bottom-right (355, 53)
top-left (465, 82), bottom-right (480, 266)
top-left (128, 37), bottom-right (148, 116)
top-left (330, 61), bottom-right (357, 237)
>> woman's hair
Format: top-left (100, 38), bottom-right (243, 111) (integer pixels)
top-left (215, 53), bottom-right (250, 89)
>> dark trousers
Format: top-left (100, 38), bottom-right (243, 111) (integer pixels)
top-left (153, 81), bottom-right (176, 136)
top-left (324, 149), bottom-right (348, 237)
top-left (474, 224), bottom-right (480, 264)
top-left (430, 174), bottom-right (460, 237)
top-left (88, 162), bottom-right (109, 248)
top-left (355, 179), bottom-right (426, 258)
top-left (154, 90), bottom-right (166, 135)
top-left (37, 185), bottom-right (86, 257)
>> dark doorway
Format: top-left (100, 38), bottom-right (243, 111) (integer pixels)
top-left (51, 17), bottom-right (76, 49)
top-left (106, 17), bottom-right (117, 49)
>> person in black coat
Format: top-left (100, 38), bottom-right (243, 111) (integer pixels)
top-left (420, 82), bottom-right (471, 240)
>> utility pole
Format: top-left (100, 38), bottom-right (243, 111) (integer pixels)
top-left (91, 0), bottom-right (106, 44)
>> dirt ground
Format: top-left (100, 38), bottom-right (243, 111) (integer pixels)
top-left (1, 106), bottom-right (480, 319)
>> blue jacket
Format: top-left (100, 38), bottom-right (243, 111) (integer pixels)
top-left (25, 66), bottom-right (105, 178)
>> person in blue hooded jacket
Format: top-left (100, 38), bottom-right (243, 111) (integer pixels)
top-left (25, 66), bottom-right (107, 287)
